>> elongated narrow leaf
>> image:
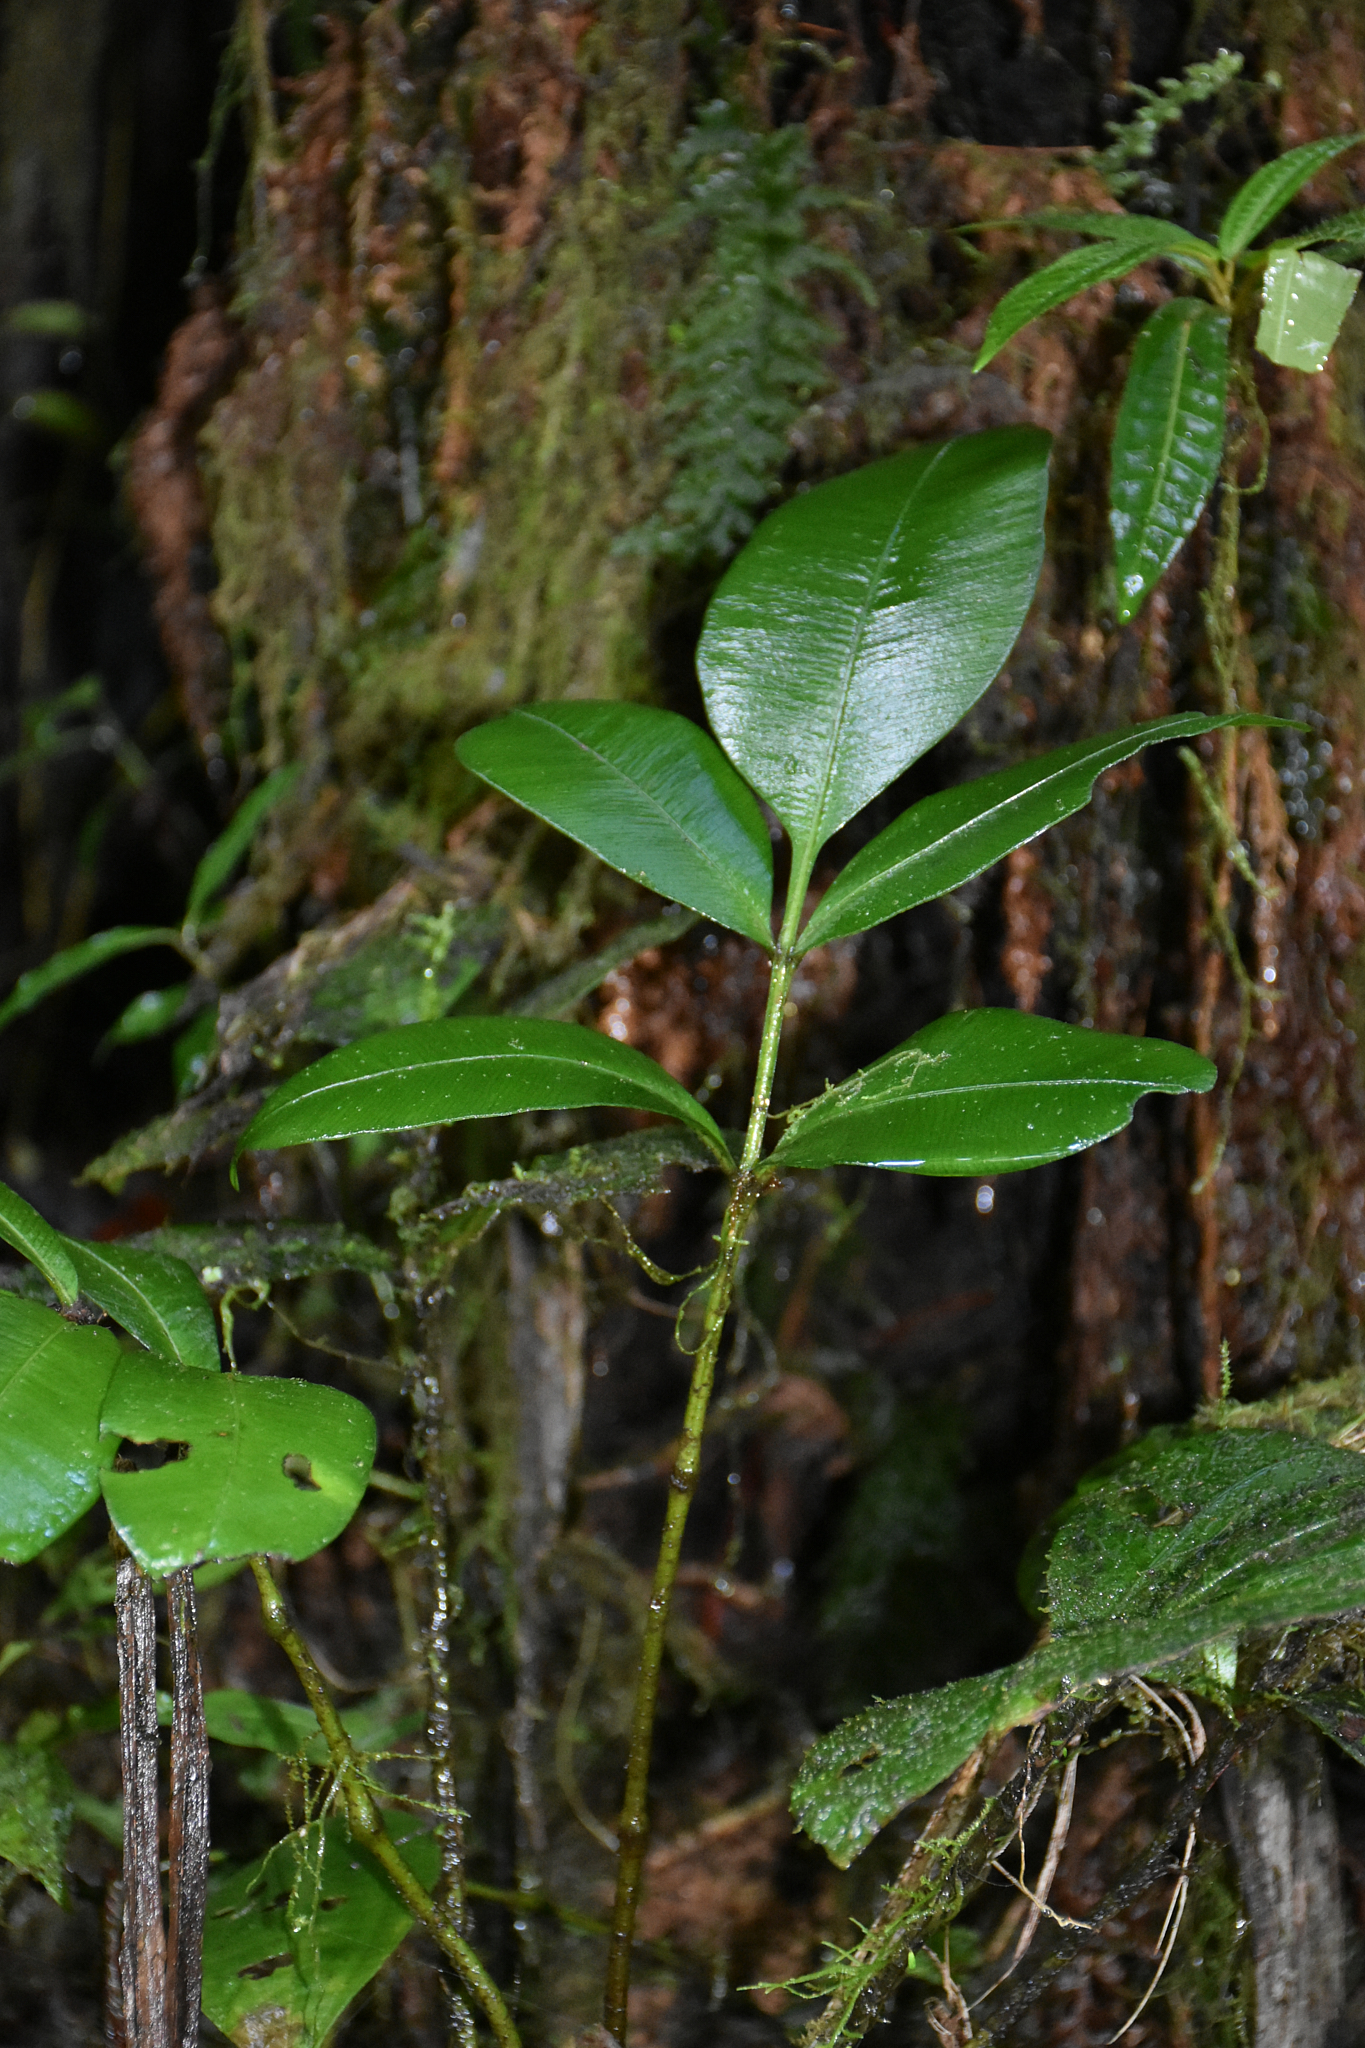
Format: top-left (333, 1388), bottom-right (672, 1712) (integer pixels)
top-left (1218, 132), bottom-right (1365, 257)
top-left (1256, 249), bottom-right (1360, 372)
top-left (65, 1240), bottom-right (219, 1372)
top-left (99, 1353), bottom-right (375, 1571)
top-left (202, 1821), bottom-right (440, 2048)
top-left (456, 705), bottom-right (774, 946)
top-left (0, 1744), bottom-right (75, 1903)
top-left (236, 1017), bottom-right (733, 1170)
top-left (1268, 205), bottom-right (1365, 256)
top-left (697, 429), bottom-right (1049, 890)
top-left (1110, 298), bottom-right (1229, 623)
top-left (770, 1009), bottom-right (1212, 1176)
top-left (103, 982), bottom-right (193, 1046)
top-left (972, 209), bottom-right (1217, 262)
top-left (799, 712), bottom-right (1288, 950)
top-left (184, 763), bottom-right (301, 927)
top-left (0, 1181), bottom-right (78, 1305)
top-left (973, 234), bottom-right (1192, 373)
top-left (0, 926), bottom-right (181, 1035)
top-left (0, 1296), bottom-right (120, 1563)
top-left (797, 1427), bottom-right (1365, 1863)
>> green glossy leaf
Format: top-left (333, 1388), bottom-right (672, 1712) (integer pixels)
top-left (0, 1296), bottom-right (119, 1563)
top-left (184, 764), bottom-right (302, 928)
top-left (796, 1427), bottom-right (1365, 1864)
top-left (0, 1743), bottom-right (74, 1902)
top-left (0, 925), bottom-right (181, 1035)
top-left (236, 1017), bottom-right (733, 1171)
top-left (971, 209), bottom-right (1217, 262)
top-left (770, 1009), bottom-right (1213, 1175)
top-left (104, 982), bottom-right (192, 1046)
top-left (973, 234), bottom-right (1190, 373)
top-left (65, 1240), bottom-right (220, 1372)
top-left (799, 713), bottom-right (1284, 950)
top-left (202, 1821), bottom-right (439, 2048)
top-left (697, 429), bottom-right (1050, 889)
top-left (172, 1004), bottom-right (219, 1099)
top-left (1218, 132), bottom-right (1365, 257)
top-left (99, 1354), bottom-right (375, 1571)
top-left (1110, 299), bottom-right (1229, 623)
top-left (456, 705), bottom-right (775, 946)
top-left (0, 1181), bottom-right (79, 1305)
top-left (1256, 249), bottom-right (1360, 372)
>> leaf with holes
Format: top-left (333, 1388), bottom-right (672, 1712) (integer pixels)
top-left (235, 1016), bottom-right (733, 1171)
top-left (972, 234), bottom-right (1198, 372)
top-left (697, 428), bottom-right (1049, 894)
top-left (795, 1427), bottom-right (1365, 1864)
top-left (797, 713), bottom-right (1287, 950)
top-left (1110, 298), bottom-right (1229, 623)
top-left (1218, 132), bottom-right (1365, 258)
top-left (0, 1296), bottom-right (119, 1563)
top-left (1256, 250), bottom-right (1361, 372)
top-left (0, 1181), bottom-right (78, 1305)
top-left (770, 1009), bottom-right (1213, 1176)
top-left (201, 1820), bottom-right (440, 2048)
top-left (0, 926), bottom-right (182, 1036)
top-left (99, 1354), bottom-right (375, 1571)
top-left (65, 1239), bottom-right (220, 1372)
top-left (457, 705), bottom-right (774, 946)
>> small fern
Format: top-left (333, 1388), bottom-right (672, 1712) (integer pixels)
top-left (1096, 49), bottom-right (1245, 204)
top-left (626, 103), bottom-right (872, 565)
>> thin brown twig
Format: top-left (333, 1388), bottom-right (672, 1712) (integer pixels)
top-left (115, 1554), bottom-right (168, 2048)
top-left (166, 1570), bottom-right (210, 2048)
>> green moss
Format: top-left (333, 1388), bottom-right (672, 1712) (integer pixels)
top-left (1164, 1842), bottom-right (1253, 2047)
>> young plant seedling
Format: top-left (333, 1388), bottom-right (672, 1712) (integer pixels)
top-left (231, 423), bottom-right (1286, 2039)
top-left (970, 130), bottom-right (1365, 620)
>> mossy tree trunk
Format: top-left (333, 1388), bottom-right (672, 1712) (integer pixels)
top-left (10, 1), bottom-right (1365, 2042)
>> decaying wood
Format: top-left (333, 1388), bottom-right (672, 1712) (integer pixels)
top-left (1223, 1723), bottom-right (1347, 2048)
top-left (166, 1569), bottom-right (210, 2048)
top-left (115, 1554), bottom-right (168, 2048)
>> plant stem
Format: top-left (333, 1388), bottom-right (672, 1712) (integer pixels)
top-left (249, 1557), bottom-right (521, 2048)
top-left (115, 1554), bottom-right (168, 2048)
top-left (165, 1570), bottom-right (210, 2048)
top-left (602, 940), bottom-right (799, 2040)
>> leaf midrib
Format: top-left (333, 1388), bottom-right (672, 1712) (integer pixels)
top-left (795, 443), bottom-right (952, 871)
top-left (517, 709), bottom-right (763, 912)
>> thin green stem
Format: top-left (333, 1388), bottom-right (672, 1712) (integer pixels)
top-left (249, 1558), bottom-right (521, 2048)
top-left (602, 940), bottom-right (798, 2039)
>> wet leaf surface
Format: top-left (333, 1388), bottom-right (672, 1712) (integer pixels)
top-left (0, 1297), bottom-right (119, 1563)
top-left (796, 1428), bottom-right (1365, 1863)
top-left (771, 1010), bottom-right (1213, 1175)
top-left (100, 1353), bottom-right (375, 1571)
